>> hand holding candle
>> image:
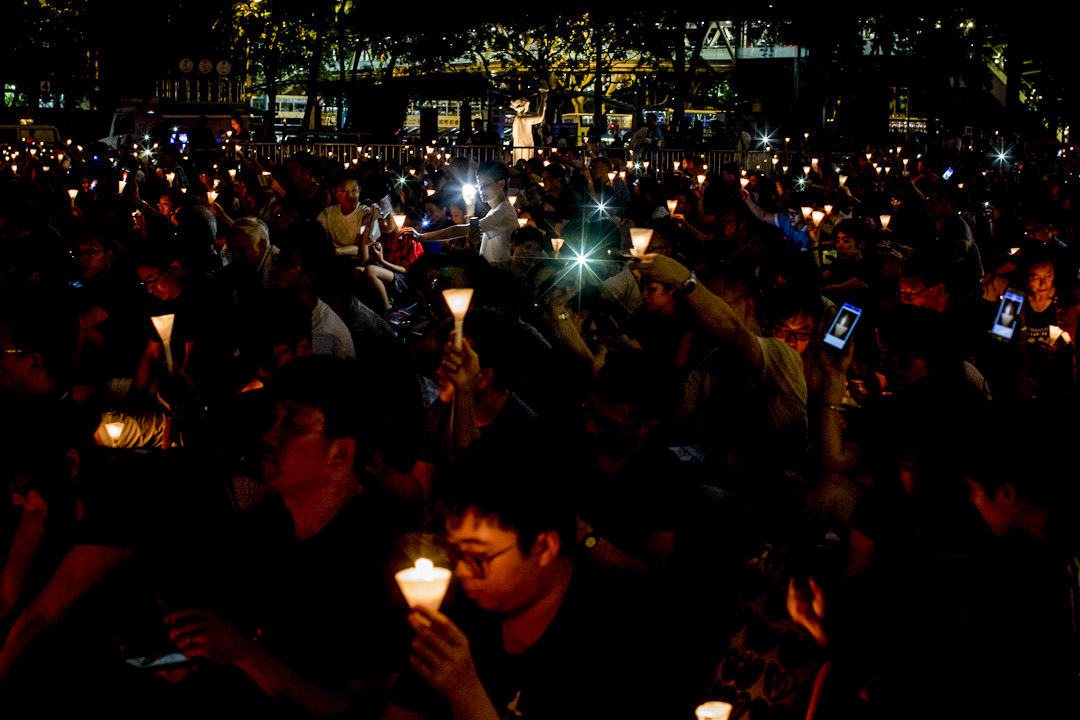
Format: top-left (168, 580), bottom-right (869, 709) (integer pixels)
top-left (442, 288), bottom-right (474, 351)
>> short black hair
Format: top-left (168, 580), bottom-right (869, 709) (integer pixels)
top-left (476, 160), bottom-right (509, 184)
top-left (435, 454), bottom-right (575, 555)
top-left (272, 356), bottom-right (375, 468)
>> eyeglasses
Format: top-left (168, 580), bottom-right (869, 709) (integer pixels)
top-left (772, 326), bottom-right (813, 343)
top-left (898, 285), bottom-right (934, 302)
top-left (448, 542), bottom-right (518, 579)
top-left (140, 270), bottom-right (165, 288)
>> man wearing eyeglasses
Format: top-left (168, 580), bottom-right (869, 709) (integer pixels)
top-left (382, 463), bottom-right (677, 720)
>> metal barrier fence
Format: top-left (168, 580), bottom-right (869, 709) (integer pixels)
top-left (234, 143), bottom-right (857, 174)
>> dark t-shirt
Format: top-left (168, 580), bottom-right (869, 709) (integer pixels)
top-left (391, 566), bottom-right (678, 719)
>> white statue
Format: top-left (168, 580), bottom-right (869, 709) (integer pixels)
top-left (510, 84), bottom-right (548, 164)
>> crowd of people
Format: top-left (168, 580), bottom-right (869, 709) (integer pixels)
top-left (0, 125), bottom-right (1078, 718)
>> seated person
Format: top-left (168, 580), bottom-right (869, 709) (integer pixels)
top-left (269, 221), bottom-right (356, 361)
top-left (360, 214), bottom-right (422, 312)
top-left (318, 175), bottom-right (381, 257)
top-left (404, 162), bottom-right (518, 266)
top-left (0, 357), bottom-right (418, 715)
top-left (382, 458), bottom-right (680, 720)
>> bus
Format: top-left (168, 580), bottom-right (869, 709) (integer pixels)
top-left (249, 95), bottom-right (339, 128)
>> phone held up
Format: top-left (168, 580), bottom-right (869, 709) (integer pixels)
top-left (990, 289), bottom-right (1024, 342)
top-left (823, 302), bottom-right (862, 352)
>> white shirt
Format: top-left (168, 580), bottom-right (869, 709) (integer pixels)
top-left (311, 299), bottom-right (356, 361)
top-left (317, 204), bottom-right (379, 249)
top-left (477, 200), bottom-right (518, 264)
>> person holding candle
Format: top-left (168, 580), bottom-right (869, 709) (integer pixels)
top-left (317, 176), bottom-right (382, 257)
top-left (358, 213), bottom-right (423, 312)
top-left (382, 462), bottom-right (679, 720)
top-left (402, 162), bottom-right (517, 266)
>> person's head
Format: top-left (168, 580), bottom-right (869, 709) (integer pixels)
top-left (584, 349), bottom-right (665, 458)
top-left (926, 182), bottom-right (956, 219)
top-left (1026, 252), bottom-right (1055, 297)
top-left (590, 156), bottom-right (612, 181)
top-left (134, 244), bottom-right (185, 301)
top-left (230, 115), bottom-right (244, 134)
top-left (460, 309), bottom-right (517, 395)
top-left (767, 285), bottom-right (824, 356)
top-left (72, 233), bottom-right (112, 281)
top-left (333, 177), bottom-right (360, 214)
top-left (833, 219), bottom-right (868, 261)
top-left (424, 197), bottom-right (448, 226)
top-left (881, 305), bottom-right (962, 390)
top-left (286, 152), bottom-right (316, 184)
top-left (261, 356), bottom-right (370, 494)
top-left (899, 250), bottom-right (950, 312)
top-left (270, 221), bottom-right (334, 293)
top-left (252, 292), bottom-right (313, 381)
top-left (0, 292), bottom-right (78, 395)
top-left (226, 217), bottom-right (271, 268)
top-left (962, 403), bottom-right (1064, 537)
top-left (157, 190), bottom-right (178, 218)
top-left (435, 457), bottom-right (574, 613)
top-left (476, 161), bottom-right (509, 206)
top-left (449, 202), bottom-right (467, 224)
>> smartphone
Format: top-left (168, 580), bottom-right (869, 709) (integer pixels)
top-left (823, 303), bottom-right (862, 351)
top-left (990, 289), bottom-right (1024, 341)
top-left (942, 167), bottom-right (954, 180)
top-left (125, 652), bottom-right (192, 670)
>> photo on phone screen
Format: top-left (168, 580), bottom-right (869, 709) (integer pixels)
top-left (991, 290), bottom-right (1024, 340)
top-left (942, 167), bottom-right (954, 180)
top-left (125, 652), bottom-right (190, 670)
top-left (824, 303), bottom-right (862, 350)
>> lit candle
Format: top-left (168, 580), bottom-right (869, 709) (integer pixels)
top-left (619, 171), bottom-right (626, 180)
top-left (629, 227), bottom-right (653, 258)
top-left (208, 190), bottom-right (219, 204)
top-left (811, 157), bottom-right (819, 166)
top-left (642, 161), bottom-right (650, 169)
top-left (879, 214), bottom-right (892, 230)
top-left (666, 199), bottom-right (677, 214)
top-left (392, 214), bottom-right (407, 231)
top-left (866, 153), bottom-right (872, 161)
top-left (180, 187), bottom-right (187, 194)
top-left (608, 172), bottom-right (616, 182)
top-left (771, 157), bottom-right (779, 165)
top-left (118, 179), bottom-right (126, 194)
top-left (884, 166), bottom-right (891, 174)
top-left (673, 160), bottom-right (680, 173)
top-left (150, 314), bottom-right (176, 374)
top-left (739, 177), bottom-right (749, 188)
top-left (626, 161), bottom-right (633, 170)
top-left (395, 559), bottom-right (451, 612)
top-left (166, 172), bottom-right (175, 186)
top-left (508, 195), bottom-right (517, 206)
top-left (824, 204), bottom-right (833, 215)
top-left (442, 288), bottom-right (474, 350)
top-left (427, 189), bottom-right (436, 196)
top-left (838, 174), bottom-right (848, 187)
top-left (517, 218), bottom-right (528, 228)
top-left (800, 206), bottom-right (813, 219)
top-left (696, 174), bottom-right (706, 186)
top-left (782, 166), bottom-right (789, 174)
top-left (67, 188), bottom-right (78, 201)
top-left (696, 701), bottom-right (733, 720)
top-left (551, 237), bottom-right (564, 254)
top-left (228, 168), bottom-right (237, 179)
top-left (812, 209), bottom-right (825, 226)
top-left (105, 421), bottom-right (124, 439)
top-left (1009, 247), bottom-right (1020, 256)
